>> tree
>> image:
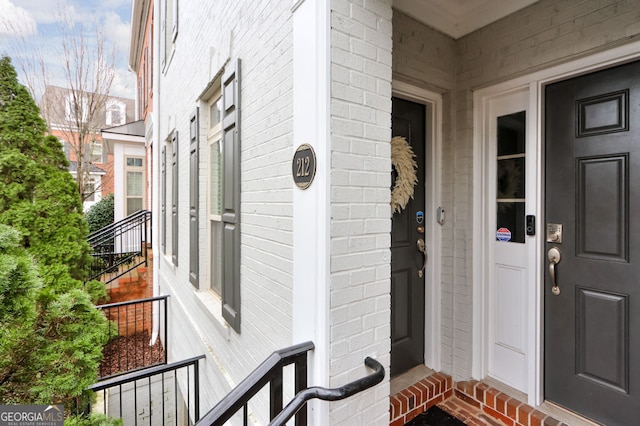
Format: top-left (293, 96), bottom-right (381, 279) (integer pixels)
top-left (6, 8), bottom-right (117, 203)
top-left (0, 56), bottom-right (109, 408)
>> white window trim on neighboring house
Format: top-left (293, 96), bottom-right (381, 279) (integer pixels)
top-left (89, 140), bottom-right (103, 163)
top-left (125, 156), bottom-right (145, 216)
top-left (106, 100), bottom-right (126, 126)
top-left (65, 94), bottom-right (88, 123)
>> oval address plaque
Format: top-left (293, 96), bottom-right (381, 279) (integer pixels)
top-left (292, 144), bottom-right (316, 189)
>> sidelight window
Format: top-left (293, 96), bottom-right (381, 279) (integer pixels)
top-left (496, 111), bottom-right (526, 243)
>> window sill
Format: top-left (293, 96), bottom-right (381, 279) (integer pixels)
top-left (195, 289), bottom-right (231, 341)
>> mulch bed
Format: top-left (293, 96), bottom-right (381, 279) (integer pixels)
top-left (99, 332), bottom-right (165, 378)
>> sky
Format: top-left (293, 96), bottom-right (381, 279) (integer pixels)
top-left (0, 0), bottom-right (135, 99)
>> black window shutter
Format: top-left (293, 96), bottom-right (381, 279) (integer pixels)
top-left (221, 59), bottom-right (241, 332)
top-left (162, 145), bottom-right (167, 253)
top-left (189, 108), bottom-right (199, 287)
top-left (171, 131), bottom-right (178, 266)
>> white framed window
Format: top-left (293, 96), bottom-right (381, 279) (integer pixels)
top-left (106, 100), bottom-right (126, 126)
top-left (207, 89), bottom-right (222, 295)
top-left (65, 95), bottom-right (88, 123)
top-left (89, 140), bottom-right (103, 163)
top-left (84, 178), bottom-right (97, 202)
top-left (161, 0), bottom-right (178, 69)
top-left (125, 156), bottom-right (145, 215)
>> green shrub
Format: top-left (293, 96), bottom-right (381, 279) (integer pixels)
top-left (0, 56), bottom-right (109, 408)
top-left (86, 193), bottom-right (114, 234)
top-left (65, 413), bottom-right (123, 426)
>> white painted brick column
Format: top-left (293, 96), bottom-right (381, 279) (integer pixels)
top-left (329, 0), bottom-right (393, 424)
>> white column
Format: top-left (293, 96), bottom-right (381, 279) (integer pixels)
top-left (292, 0), bottom-right (331, 424)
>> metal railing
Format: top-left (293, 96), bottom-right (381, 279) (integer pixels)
top-left (87, 210), bottom-right (151, 285)
top-left (97, 295), bottom-right (168, 380)
top-left (269, 356), bottom-right (384, 426)
top-left (196, 341), bottom-right (385, 426)
top-left (88, 355), bottom-right (204, 426)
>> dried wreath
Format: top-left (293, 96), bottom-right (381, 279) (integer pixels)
top-left (390, 136), bottom-right (418, 214)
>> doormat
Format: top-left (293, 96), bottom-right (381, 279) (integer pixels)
top-left (404, 405), bottom-right (466, 426)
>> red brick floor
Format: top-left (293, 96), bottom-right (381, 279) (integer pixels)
top-left (390, 375), bottom-right (569, 426)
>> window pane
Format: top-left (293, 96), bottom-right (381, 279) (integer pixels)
top-left (209, 140), bottom-right (221, 215)
top-left (497, 158), bottom-right (525, 199)
top-left (127, 171), bottom-right (143, 196)
top-left (127, 157), bottom-right (143, 167)
top-left (209, 220), bottom-right (222, 295)
top-left (127, 198), bottom-right (143, 215)
top-left (496, 110), bottom-right (526, 244)
top-left (497, 111), bottom-right (526, 156)
top-left (90, 141), bottom-right (102, 162)
top-left (497, 202), bottom-right (525, 243)
top-left (209, 99), bottom-right (221, 129)
top-left (84, 181), bottom-right (96, 202)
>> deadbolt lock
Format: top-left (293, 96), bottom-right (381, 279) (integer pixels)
top-left (546, 223), bottom-right (563, 243)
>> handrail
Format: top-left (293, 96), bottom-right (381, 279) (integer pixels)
top-left (196, 341), bottom-right (315, 426)
top-left (88, 355), bottom-right (205, 392)
top-left (86, 209), bottom-right (151, 284)
top-left (88, 209), bottom-right (151, 243)
top-left (97, 294), bottom-right (169, 309)
top-left (86, 354), bottom-right (205, 424)
top-left (268, 357), bottom-right (384, 426)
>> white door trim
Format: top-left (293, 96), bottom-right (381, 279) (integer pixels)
top-left (392, 81), bottom-right (443, 371)
top-left (472, 40), bottom-right (640, 407)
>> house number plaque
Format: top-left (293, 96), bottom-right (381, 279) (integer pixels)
top-left (292, 144), bottom-right (316, 189)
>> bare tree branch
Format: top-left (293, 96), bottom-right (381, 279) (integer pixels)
top-left (7, 6), bottom-right (118, 203)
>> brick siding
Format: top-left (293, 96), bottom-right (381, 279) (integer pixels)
top-left (329, 1), bottom-right (393, 424)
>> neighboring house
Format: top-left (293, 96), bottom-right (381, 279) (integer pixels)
top-left (140, 0), bottom-right (640, 425)
top-left (101, 120), bottom-right (147, 221)
top-left (40, 85), bottom-right (135, 211)
top-left (107, 0), bottom-right (155, 224)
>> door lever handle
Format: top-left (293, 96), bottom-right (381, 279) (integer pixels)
top-left (548, 247), bottom-right (561, 296)
top-left (417, 238), bottom-right (428, 278)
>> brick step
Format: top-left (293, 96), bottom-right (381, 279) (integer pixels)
top-left (443, 381), bottom-right (567, 426)
top-left (390, 375), bottom-right (567, 426)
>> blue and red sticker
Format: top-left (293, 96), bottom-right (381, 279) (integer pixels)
top-left (496, 227), bottom-right (512, 242)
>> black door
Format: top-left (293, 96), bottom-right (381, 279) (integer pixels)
top-left (391, 97), bottom-right (426, 376)
top-left (545, 60), bottom-right (640, 425)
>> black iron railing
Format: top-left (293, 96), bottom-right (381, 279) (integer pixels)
top-left (97, 295), bottom-right (168, 380)
top-left (87, 210), bottom-right (151, 285)
top-left (269, 356), bottom-right (384, 426)
top-left (88, 355), bottom-right (204, 426)
top-left (196, 341), bottom-right (313, 426)
top-left (196, 341), bottom-right (384, 426)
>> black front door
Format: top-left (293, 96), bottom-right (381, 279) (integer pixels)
top-left (545, 60), bottom-right (640, 425)
top-left (391, 97), bottom-right (426, 376)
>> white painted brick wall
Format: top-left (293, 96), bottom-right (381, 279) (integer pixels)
top-left (329, 0), bottom-right (393, 425)
top-left (393, 0), bottom-right (640, 381)
top-left (156, 0), bottom-right (295, 422)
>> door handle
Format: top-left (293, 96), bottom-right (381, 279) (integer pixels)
top-left (548, 247), bottom-right (561, 296)
top-left (417, 238), bottom-right (428, 278)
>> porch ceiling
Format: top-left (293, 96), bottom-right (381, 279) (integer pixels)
top-left (393, 0), bottom-right (540, 39)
